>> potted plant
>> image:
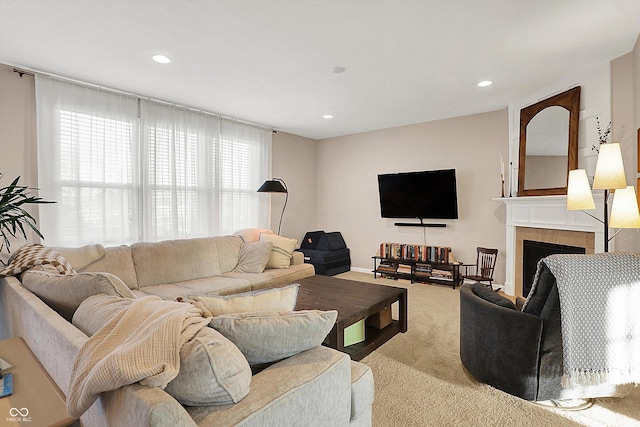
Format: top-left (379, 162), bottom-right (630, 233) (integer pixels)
top-left (0, 173), bottom-right (54, 262)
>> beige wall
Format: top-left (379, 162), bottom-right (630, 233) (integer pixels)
top-left (611, 50), bottom-right (640, 252)
top-left (271, 131), bottom-right (318, 244)
top-left (0, 64), bottom-right (38, 262)
top-left (0, 65), bottom-right (36, 185)
top-left (316, 109), bottom-right (509, 284)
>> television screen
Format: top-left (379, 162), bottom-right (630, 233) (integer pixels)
top-left (377, 169), bottom-right (458, 219)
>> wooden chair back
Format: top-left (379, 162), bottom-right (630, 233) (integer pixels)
top-left (475, 247), bottom-right (498, 280)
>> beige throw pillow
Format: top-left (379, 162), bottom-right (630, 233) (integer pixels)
top-left (209, 309), bottom-right (338, 365)
top-left (190, 284), bottom-right (299, 316)
top-left (259, 233), bottom-right (297, 269)
top-left (233, 241), bottom-right (273, 273)
top-left (73, 294), bottom-right (135, 336)
top-left (21, 270), bottom-right (136, 321)
top-left (165, 327), bottom-right (252, 406)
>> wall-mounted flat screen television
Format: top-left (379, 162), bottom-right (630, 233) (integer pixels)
top-left (377, 169), bottom-right (458, 219)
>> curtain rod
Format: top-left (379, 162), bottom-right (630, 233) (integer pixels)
top-left (11, 66), bottom-right (276, 133)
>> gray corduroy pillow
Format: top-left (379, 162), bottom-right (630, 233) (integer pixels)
top-left (209, 309), bottom-right (337, 365)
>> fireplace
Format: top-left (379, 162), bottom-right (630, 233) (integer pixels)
top-left (522, 240), bottom-right (586, 297)
top-left (500, 195), bottom-right (603, 296)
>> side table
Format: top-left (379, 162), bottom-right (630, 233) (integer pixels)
top-left (0, 337), bottom-right (75, 427)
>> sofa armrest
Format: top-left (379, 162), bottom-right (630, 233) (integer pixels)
top-left (99, 384), bottom-right (196, 427)
top-left (187, 346), bottom-right (353, 426)
top-left (459, 283), bottom-right (543, 400)
top-left (0, 276), bottom-right (88, 393)
top-left (291, 251), bottom-right (304, 265)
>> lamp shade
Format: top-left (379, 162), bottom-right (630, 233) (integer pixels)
top-left (257, 180), bottom-right (287, 193)
top-left (566, 169), bottom-right (595, 210)
top-left (609, 186), bottom-right (640, 228)
top-left (593, 143), bottom-right (627, 190)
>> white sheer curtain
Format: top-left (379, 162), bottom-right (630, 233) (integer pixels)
top-left (36, 76), bottom-right (272, 246)
top-left (36, 75), bottom-right (140, 246)
top-left (217, 119), bottom-right (272, 235)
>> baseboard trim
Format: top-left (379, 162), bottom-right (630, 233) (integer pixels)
top-left (350, 267), bottom-right (371, 274)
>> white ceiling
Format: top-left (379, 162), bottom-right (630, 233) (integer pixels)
top-left (1, 0), bottom-right (640, 140)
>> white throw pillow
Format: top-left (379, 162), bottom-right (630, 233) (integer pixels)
top-left (233, 228), bottom-right (275, 243)
top-left (21, 270), bottom-right (136, 321)
top-left (190, 284), bottom-right (299, 316)
top-left (52, 244), bottom-right (106, 270)
top-left (233, 241), bottom-right (273, 273)
top-left (209, 309), bottom-right (338, 365)
top-left (259, 233), bottom-right (297, 269)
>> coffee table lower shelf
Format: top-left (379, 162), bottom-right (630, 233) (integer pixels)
top-left (295, 275), bottom-right (407, 362)
top-left (338, 320), bottom-right (402, 361)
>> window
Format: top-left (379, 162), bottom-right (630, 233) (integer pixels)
top-left (36, 76), bottom-right (271, 246)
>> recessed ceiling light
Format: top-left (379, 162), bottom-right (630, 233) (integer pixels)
top-left (323, 114), bottom-right (334, 119)
top-left (477, 80), bottom-right (493, 87)
top-left (333, 67), bottom-right (346, 74)
top-left (152, 54), bottom-right (172, 64)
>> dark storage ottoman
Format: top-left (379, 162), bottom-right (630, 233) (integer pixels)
top-left (297, 231), bottom-right (351, 276)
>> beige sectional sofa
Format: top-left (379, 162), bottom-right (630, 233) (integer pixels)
top-left (0, 233), bottom-right (374, 426)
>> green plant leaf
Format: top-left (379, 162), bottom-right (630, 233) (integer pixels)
top-left (0, 174), bottom-right (55, 254)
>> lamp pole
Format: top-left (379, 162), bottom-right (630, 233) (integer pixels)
top-left (603, 189), bottom-right (609, 252)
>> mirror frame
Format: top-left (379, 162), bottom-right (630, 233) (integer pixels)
top-left (517, 86), bottom-right (581, 196)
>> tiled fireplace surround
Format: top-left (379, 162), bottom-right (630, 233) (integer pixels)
top-left (501, 194), bottom-right (605, 297)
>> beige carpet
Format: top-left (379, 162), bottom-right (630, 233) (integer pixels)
top-left (336, 271), bottom-right (640, 427)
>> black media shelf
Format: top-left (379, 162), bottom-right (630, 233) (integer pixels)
top-left (372, 256), bottom-right (462, 289)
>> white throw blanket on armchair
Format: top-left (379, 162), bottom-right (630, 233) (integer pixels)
top-left (67, 295), bottom-right (210, 418)
top-left (542, 253), bottom-right (640, 389)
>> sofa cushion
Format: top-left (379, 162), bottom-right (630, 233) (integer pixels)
top-left (259, 233), bottom-right (297, 269)
top-left (137, 276), bottom-right (251, 300)
top-left (299, 230), bottom-right (325, 249)
top-left (471, 282), bottom-right (516, 310)
top-left (53, 244), bottom-right (106, 270)
top-left (132, 238), bottom-right (222, 287)
top-left (165, 326), bottom-right (252, 406)
top-left (0, 244), bottom-right (75, 277)
top-left (190, 284), bottom-right (299, 316)
top-left (233, 228), bottom-right (275, 244)
top-left (317, 232), bottom-right (347, 251)
top-left (233, 241), bottom-right (273, 273)
top-left (223, 263), bottom-right (315, 291)
top-left (212, 235), bottom-right (244, 274)
top-left (209, 309), bottom-right (337, 365)
top-left (80, 245), bottom-right (139, 289)
top-left (522, 260), bottom-right (557, 316)
top-left (350, 361), bottom-right (375, 421)
top-left (73, 294), bottom-right (134, 336)
top-left (21, 270), bottom-right (136, 321)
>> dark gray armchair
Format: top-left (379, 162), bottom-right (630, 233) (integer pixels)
top-left (459, 261), bottom-right (628, 402)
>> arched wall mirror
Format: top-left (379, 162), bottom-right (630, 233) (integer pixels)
top-left (517, 86), bottom-right (580, 196)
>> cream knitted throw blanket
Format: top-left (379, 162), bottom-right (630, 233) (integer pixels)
top-left (540, 253), bottom-right (640, 389)
top-left (67, 295), bottom-right (210, 418)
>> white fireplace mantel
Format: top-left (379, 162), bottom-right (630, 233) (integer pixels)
top-left (496, 194), bottom-right (606, 295)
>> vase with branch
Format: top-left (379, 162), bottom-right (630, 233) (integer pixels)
top-left (592, 116), bottom-right (612, 152)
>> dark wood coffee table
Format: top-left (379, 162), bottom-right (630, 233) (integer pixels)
top-left (294, 275), bottom-right (408, 361)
